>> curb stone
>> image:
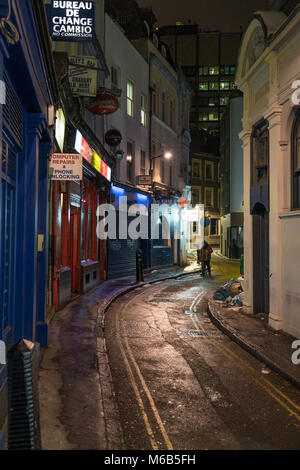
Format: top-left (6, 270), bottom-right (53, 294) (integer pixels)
top-left (207, 301), bottom-right (300, 390)
top-left (95, 268), bottom-right (203, 449)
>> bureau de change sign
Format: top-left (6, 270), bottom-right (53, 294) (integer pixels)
top-left (49, 1), bottom-right (95, 41)
top-left (50, 154), bottom-right (83, 181)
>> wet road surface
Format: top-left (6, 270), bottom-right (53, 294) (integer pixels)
top-left (105, 270), bottom-right (300, 450)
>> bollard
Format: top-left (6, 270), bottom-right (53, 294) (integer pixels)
top-left (136, 249), bottom-right (144, 283)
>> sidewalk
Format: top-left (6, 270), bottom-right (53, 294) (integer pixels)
top-left (208, 300), bottom-right (300, 389)
top-left (39, 264), bottom-right (202, 450)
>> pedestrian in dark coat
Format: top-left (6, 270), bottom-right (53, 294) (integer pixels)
top-left (197, 241), bottom-right (213, 276)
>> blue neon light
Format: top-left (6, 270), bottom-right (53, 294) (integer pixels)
top-left (111, 184), bottom-right (126, 196)
top-left (136, 193), bottom-right (148, 203)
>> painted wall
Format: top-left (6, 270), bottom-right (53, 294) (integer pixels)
top-left (230, 97), bottom-right (244, 214)
top-left (104, 13), bottom-right (149, 184)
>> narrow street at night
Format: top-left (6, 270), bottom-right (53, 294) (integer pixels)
top-left (104, 256), bottom-right (300, 450)
top-left (1, 0), bottom-right (300, 458)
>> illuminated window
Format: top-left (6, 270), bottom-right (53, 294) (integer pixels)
top-left (209, 66), bottom-right (219, 75)
top-left (199, 66), bottom-right (208, 75)
top-left (209, 81), bottom-right (219, 91)
top-left (209, 112), bottom-right (219, 121)
top-left (230, 81), bottom-right (238, 90)
top-left (220, 81), bottom-right (230, 90)
top-left (141, 94), bottom-right (147, 127)
top-left (127, 80), bottom-right (134, 117)
top-left (198, 112), bottom-right (208, 121)
top-left (220, 96), bottom-right (229, 106)
top-left (199, 82), bottom-right (208, 91)
top-left (127, 141), bottom-right (134, 182)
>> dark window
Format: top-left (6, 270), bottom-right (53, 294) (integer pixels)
top-left (252, 123), bottom-right (269, 186)
top-left (292, 111), bottom-right (300, 209)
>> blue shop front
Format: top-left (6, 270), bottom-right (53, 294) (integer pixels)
top-left (107, 182), bottom-right (151, 279)
top-left (0, 0), bottom-right (57, 437)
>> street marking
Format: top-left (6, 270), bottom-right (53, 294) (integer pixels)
top-left (115, 314), bottom-right (159, 450)
top-left (120, 315), bottom-right (174, 450)
top-left (115, 285), bottom-right (174, 450)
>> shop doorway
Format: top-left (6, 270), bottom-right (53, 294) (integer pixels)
top-left (70, 206), bottom-right (80, 293)
top-left (252, 203), bottom-right (269, 315)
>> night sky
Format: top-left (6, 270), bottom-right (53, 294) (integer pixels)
top-left (136, 0), bottom-right (270, 32)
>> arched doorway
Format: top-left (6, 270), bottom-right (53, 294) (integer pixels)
top-left (252, 202), bottom-right (269, 315)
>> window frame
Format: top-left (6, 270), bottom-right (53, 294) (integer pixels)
top-left (292, 110), bottom-right (300, 209)
top-left (126, 79), bottom-right (135, 117)
top-left (141, 93), bottom-right (147, 127)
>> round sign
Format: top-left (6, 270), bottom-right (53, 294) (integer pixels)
top-left (200, 217), bottom-right (211, 227)
top-left (89, 93), bottom-right (119, 115)
top-left (177, 196), bottom-right (188, 208)
top-left (105, 129), bottom-right (122, 147)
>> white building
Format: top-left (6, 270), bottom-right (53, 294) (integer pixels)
top-left (236, 6), bottom-right (300, 338)
top-left (104, 13), bottom-right (150, 184)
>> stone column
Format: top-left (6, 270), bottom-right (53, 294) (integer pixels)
top-left (264, 106), bottom-right (283, 330)
top-left (239, 128), bottom-right (253, 310)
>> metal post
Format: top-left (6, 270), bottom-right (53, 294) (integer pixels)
top-left (136, 249), bottom-right (144, 283)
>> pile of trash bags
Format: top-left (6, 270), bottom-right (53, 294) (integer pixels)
top-left (213, 278), bottom-right (244, 306)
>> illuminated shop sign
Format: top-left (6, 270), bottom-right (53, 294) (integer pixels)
top-left (49, 1), bottom-right (95, 42)
top-left (75, 130), bottom-right (112, 181)
top-left (55, 108), bottom-right (66, 152)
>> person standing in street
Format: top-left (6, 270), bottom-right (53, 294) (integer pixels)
top-left (197, 241), bottom-right (213, 276)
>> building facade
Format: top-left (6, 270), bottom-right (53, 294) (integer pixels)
top-left (46, 0), bottom-right (114, 308)
top-left (220, 96), bottom-right (244, 258)
top-left (0, 0), bottom-right (58, 443)
top-left (236, 5), bottom-right (300, 337)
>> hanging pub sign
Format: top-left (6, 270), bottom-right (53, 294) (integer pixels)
top-left (69, 56), bottom-right (97, 96)
top-left (49, 1), bottom-right (95, 42)
top-left (89, 92), bottom-right (119, 115)
top-left (49, 153), bottom-right (83, 181)
top-left (105, 129), bottom-right (122, 147)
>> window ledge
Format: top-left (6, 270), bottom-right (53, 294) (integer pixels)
top-left (279, 210), bottom-right (300, 219)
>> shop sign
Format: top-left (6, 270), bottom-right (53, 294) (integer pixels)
top-left (75, 130), bottom-right (111, 181)
top-left (105, 129), bottom-right (122, 147)
top-left (55, 108), bottom-right (66, 152)
top-left (49, 1), bottom-right (95, 42)
top-left (75, 130), bottom-right (93, 162)
top-left (137, 175), bottom-right (152, 185)
top-left (182, 208), bottom-right (199, 222)
top-left (50, 153), bottom-right (82, 181)
top-left (69, 56), bottom-right (97, 96)
top-left (89, 92), bottom-right (119, 115)
top-left (91, 152), bottom-right (112, 182)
